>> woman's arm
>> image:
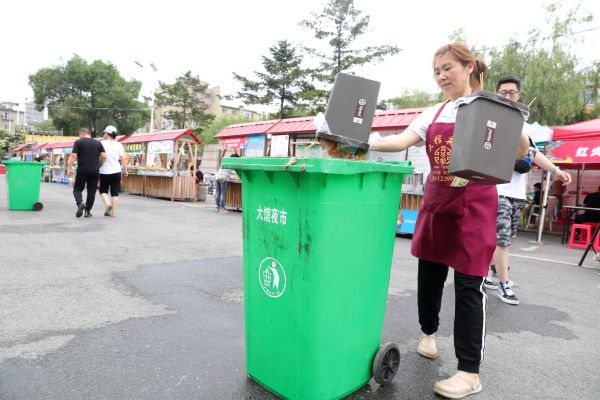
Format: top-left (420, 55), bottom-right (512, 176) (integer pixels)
top-left (369, 130), bottom-right (423, 152)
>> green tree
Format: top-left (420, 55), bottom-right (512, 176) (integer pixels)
top-left (300, 0), bottom-right (400, 110)
top-left (29, 56), bottom-right (149, 135)
top-left (33, 119), bottom-right (60, 134)
top-left (0, 128), bottom-right (24, 159)
top-left (482, 3), bottom-right (597, 125)
top-left (233, 40), bottom-right (313, 119)
top-left (196, 115), bottom-right (252, 154)
top-left (380, 90), bottom-right (437, 110)
top-left (154, 71), bottom-right (215, 130)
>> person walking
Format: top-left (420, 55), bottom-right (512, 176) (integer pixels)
top-left (99, 125), bottom-right (128, 217)
top-left (67, 128), bottom-right (106, 218)
top-left (215, 153), bottom-right (239, 213)
top-left (370, 42), bottom-right (531, 399)
top-left (486, 76), bottom-right (571, 305)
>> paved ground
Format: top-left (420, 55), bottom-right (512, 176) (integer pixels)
top-left (1, 177), bottom-right (599, 399)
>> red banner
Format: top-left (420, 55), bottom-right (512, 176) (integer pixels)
top-left (548, 140), bottom-right (600, 164)
top-left (219, 137), bottom-right (248, 149)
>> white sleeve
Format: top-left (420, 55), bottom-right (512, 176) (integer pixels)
top-left (119, 143), bottom-right (125, 157)
top-left (406, 104), bottom-right (441, 141)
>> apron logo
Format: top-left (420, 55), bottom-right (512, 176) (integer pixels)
top-left (484, 120), bottom-right (497, 150)
top-left (258, 257), bottom-right (287, 298)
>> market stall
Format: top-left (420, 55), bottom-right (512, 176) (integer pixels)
top-left (11, 143), bottom-right (35, 160)
top-left (542, 118), bottom-right (600, 243)
top-left (214, 120), bottom-right (281, 210)
top-left (213, 108), bottom-right (425, 218)
top-left (120, 129), bottom-right (201, 201)
top-left (43, 140), bottom-right (75, 184)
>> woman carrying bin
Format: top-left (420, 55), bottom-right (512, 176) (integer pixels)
top-left (370, 42), bottom-right (530, 399)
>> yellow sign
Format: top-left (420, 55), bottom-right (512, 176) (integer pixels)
top-left (126, 143), bottom-right (144, 153)
top-left (25, 134), bottom-right (78, 143)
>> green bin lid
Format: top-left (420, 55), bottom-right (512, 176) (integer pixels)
top-left (221, 157), bottom-right (412, 175)
top-left (1, 160), bottom-right (49, 166)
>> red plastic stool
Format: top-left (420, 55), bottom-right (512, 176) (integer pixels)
top-left (584, 223), bottom-right (600, 250)
top-left (569, 224), bottom-right (593, 249)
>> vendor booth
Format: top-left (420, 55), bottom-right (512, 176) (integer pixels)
top-left (545, 118), bottom-right (600, 256)
top-left (43, 140), bottom-right (75, 183)
top-left (120, 129), bottom-right (201, 201)
top-left (213, 109), bottom-right (425, 222)
top-left (11, 143), bottom-right (35, 160)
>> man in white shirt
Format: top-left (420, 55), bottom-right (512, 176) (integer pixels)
top-left (487, 77), bottom-right (571, 305)
top-left (99, 125), bottom-right (128, 217)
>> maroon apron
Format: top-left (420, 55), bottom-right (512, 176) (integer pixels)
top-left (411, 101), bottom-right (497, 277)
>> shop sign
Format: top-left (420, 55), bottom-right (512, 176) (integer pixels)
top-left (548, 140), bottom-right (600, 164)
top-left (244, 135), bottom-right (265, 157)
top-left (147, 140), bottom-right (174, 154)
top-left (220, 137), bottom-right (248, 149)
top-left (270, 135), bottom-right (289, 157)
top-left (126, 143), bottom-right (144, 154)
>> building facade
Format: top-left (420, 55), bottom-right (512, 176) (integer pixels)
top-left (152, 85), bottom-right (266, 131)
top-left (0, 102), bottom-right (24, 132)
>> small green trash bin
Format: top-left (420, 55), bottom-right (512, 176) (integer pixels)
top-left (2, 160), bottom-right (47, 211)
top-left (222, 157), bottom-right (413, 400)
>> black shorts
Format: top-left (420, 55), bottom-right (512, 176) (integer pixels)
top-left (99, 173), bottom-right (122, 196)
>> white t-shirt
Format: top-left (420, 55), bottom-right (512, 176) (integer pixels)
top-left (100, 140), bottom-right (125, 175)
top-left (496, 123), bottom-right (533, 200)
top-left (408, 100), bottom-right (466, 142)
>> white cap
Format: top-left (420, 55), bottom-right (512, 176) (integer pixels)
top-left (104, 125), bottom-right (118, 135)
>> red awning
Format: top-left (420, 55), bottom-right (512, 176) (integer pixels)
top-left (122, 129), bottom-right (201, 144)
top-left (40, 141), bottom-right (75, 149)
top-left (31, 143), bottom-right (48, 151)
top-left (550, 140), bottom-right (600, 164)
top-left (552, 118), bottom-right (600, 141)
top-left (268, 117), bottom-right (316, 134)
top-left (12, 143), bottom-right (34, 152)
top-left (214, 108), bottom-right (425, 141)
top-left (214, 120), bottom-right (281, 139)
top-left (372, 108), bottom-right (425, 130)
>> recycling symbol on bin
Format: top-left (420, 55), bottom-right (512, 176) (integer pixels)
top-left (259, 257), bottom-right (287, 298)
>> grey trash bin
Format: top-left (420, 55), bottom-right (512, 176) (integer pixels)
top-left (317, 72), bottom-right (381, 153)
top-left (197, 183), bottom-right (207, 202)
top-left (449, 91), bottom-right (529, 185)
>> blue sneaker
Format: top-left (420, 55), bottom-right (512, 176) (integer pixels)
top-left (497, 282), bottom-right (519, 305)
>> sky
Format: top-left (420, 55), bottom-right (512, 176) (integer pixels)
top-left (1, 0), bottom-right (599, 113)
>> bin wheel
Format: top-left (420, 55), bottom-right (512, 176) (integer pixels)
top-left (372, 342), bottom-right (400, 385)
top-left (33, 202), bottom-right (43, 211)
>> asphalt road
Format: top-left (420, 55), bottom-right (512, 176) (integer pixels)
top-left (1, 177), bottom-right (599, 399)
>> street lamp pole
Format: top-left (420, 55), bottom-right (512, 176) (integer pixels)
top-left (135, 61), bottom-right (158, 133)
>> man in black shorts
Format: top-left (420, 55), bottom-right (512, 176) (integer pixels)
top-left (67, 128), bottom-right (106, 218)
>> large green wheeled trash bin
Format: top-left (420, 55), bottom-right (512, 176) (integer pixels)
top-left (2, 160), bottom-right (47, 211)
top-left (222, 157), bottom-right (413, 400)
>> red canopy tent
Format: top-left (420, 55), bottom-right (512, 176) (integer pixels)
top-left (541, 118), bottom-right (600, 237)
top-left (549, 118), bottom-right (600, 169)
top-left (552, 118), bottom-right (600, 141)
